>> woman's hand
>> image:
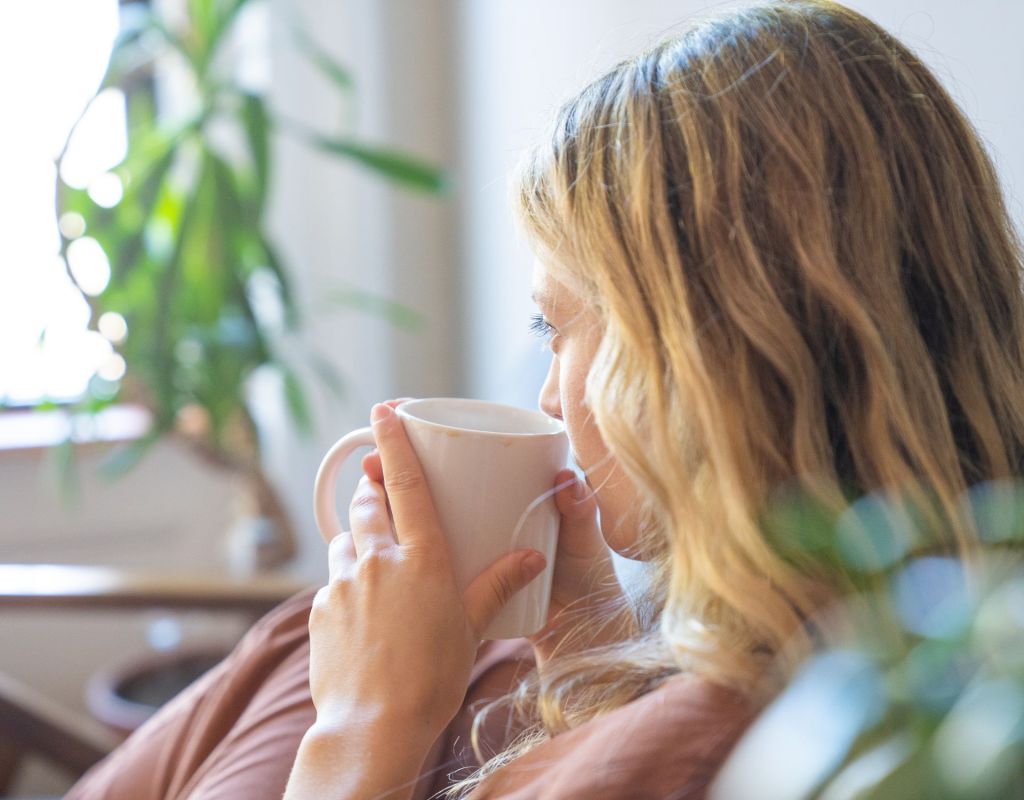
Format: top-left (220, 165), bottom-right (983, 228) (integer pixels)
top-left (524, 469), bottom-right (637, 667)
top-left (361, 455), bottom-right (635, 672)
top-left (306, 399), bottom-right (548, 743)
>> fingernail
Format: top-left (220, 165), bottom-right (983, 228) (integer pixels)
top-left (573, 477), bottom-right (585, 500)
top-left (371, 403), bottom-right (392, 423)
top-left (521, 552), bottom-right (546, 579)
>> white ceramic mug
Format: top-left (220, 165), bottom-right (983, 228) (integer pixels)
top-left (313, 397), bottom-right (569, 639)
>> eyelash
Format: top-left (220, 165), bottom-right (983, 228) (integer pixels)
top-left (529, 312), bottom-right (556, 342)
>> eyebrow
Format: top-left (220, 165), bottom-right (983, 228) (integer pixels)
top-left (531, 290), bottom-right (551, 308)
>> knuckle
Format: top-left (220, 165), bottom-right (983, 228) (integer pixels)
top-left (327, 533), bottom-right (352, 558)
top-left (490, 572), bottom-right (515, 604)
top-left (349, 488), bottom-right (376, 508)
top-left (402, 540), bottom-right (442, 569)
top-left (349, 487), bottom-right (381, 514)
top-left (310, 581), bottom-right (347, 624)
top-left (311, 585), bottom-right (331, 615)
top-left (386, 467), bottom-right (424, 494)
top-left (349, 491), bottom-right (387, 530)
top-left (355, 547), bottom-right (396, 577)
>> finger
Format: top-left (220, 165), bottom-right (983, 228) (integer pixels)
top-left (360, 397), bottom-right (413, 513)
top-left (370, 403), bottom-right (444, 549)
top-left (361, 449), bottom-right (384, 482)
top-left (367, 398), bottom-right (414, 427)
top-left (553, 469), bottom-right (606, 559)
top-left (360, 450), bottom-right (393, 524)
top-left (327, 531), bottom-right (357, 582)
top-left (348, 475), bottom-right (398, 554)
top-left (464, 549), bottom-right (547, 637)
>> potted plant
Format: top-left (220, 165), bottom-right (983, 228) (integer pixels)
top-left (49, 0), bottom-right (446, 567)
top-left (712, 481), bottom-right (1024, 799)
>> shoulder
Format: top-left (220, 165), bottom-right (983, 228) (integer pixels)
top-left (469, 674), bottom-right (755, 800)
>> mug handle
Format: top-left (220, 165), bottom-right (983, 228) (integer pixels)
top-left (313, 427), bottom-right (376, 541)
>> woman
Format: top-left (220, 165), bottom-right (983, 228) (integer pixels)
top-left (285, 1), bottom-right (1024, 797)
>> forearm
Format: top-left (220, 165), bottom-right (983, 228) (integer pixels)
top-left (284, 713), bottom-right (438, 800)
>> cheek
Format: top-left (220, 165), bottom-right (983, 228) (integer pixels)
top-left (560, 362), bottom-right (607, 479)
top-left (558, 349), bottom-right (639, 548)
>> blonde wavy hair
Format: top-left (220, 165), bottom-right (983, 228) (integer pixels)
top-left (445, 0), bottom-right (1024, 794)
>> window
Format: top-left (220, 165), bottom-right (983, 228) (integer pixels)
top-left (0, 0), bottom-right (126, 405)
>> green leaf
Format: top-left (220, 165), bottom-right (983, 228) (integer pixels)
top-left (322, 286), bottom-right (423, 332)
top-left (113, 145), bottom-right (179, 278)
top-left (819, 734), bottom-right (915, 799)
top-left (97, 11), bottom-right (157, 93)
top-left (206, 0), bottom-right (251, 64)
top-left (99, 430), bottom-right (162, 480)
top-left (260, 236), bottom-right (298, 327)
top-left (294, 128), bottom-right (449, 194)
top-left (847, 744), bottom-right (935, 799)
top-left (280, 366), bottom-right (314, 436)
top-left (291, 25), bottom-right (355, 93)
top-left (83, 391), bottom-right (117, 415)
top-left (307, 350), bottom-right (348, 405)
top-left (149, 16), bottom-right (197, 69)
top-left (178, 149), bottom-right (227, 324)
top-left (49, 434), bottom-right (78, 507)
top-left (761, 484), bottom-right (841, 570)
top-left (148, 160), bottom-right (201, 422)
top-left (240, 93), bottom-right (270, 214)
top-left (209, 151), bottom-right (273, 366)
top-left (187, 0), bottom-right (218, 61)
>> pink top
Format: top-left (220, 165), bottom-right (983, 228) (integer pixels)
top-left (67, 588), bottom-right (752, 799)
top-left (467, 675), bottom-right (752, 798)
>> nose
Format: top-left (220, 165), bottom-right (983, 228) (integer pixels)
top-left (538, 357), bottom-right (562, 420)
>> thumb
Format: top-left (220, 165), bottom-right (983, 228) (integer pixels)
top-left (463, 549), bottom-right (547, 637)
top-left (553, 470), bottom-right (604, 560)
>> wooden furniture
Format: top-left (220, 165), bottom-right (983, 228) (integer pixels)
top-left (0, 564), bottom-right (308, 613)
top-left (0, 564), bottom-right (310, 795)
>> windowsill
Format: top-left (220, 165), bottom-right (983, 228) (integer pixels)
top-left (0, 405), bottom-right (152, 453)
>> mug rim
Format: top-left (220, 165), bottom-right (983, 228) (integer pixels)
top-left (395, 397), bottom-right (565, 437)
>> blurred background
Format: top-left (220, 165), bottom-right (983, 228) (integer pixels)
top-left (0, 0), bottom-right (1020, 795)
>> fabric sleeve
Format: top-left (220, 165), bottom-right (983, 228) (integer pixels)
top-left (66, 590), bottom-right (537, 800)
top-left (65, 588), bottom-right (318, 800)
top-left (466, 676), bottom-right (754, 800)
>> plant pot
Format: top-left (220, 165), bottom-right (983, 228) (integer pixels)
top-left (85, 645), bottom-right (230, 738)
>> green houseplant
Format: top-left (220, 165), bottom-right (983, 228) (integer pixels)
top-left (50, 0), bottom-right (446, 565)
top-left (712, 481), bottom-right (1024, 799)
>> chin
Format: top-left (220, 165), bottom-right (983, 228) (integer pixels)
top-left (608, 539), bottom-right (649, 561)
top-left (599, 516), bottom-right (646, 560)
top-left (595, 494), bottom-right (651, 561)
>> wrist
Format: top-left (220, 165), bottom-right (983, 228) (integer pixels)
top-left (284, 711), bottom-right (439, 800)
top-left (307, 707), bottom-right (438, 750)
top-left (314, 695), bottom-right (449, 743)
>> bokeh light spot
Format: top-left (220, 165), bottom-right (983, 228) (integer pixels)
top-left (87, 171), bottom-right (123, 207)
top-left (58, 211), bottom-right (86, 239)
top-left (96, 352), bottom-right (126, 382)
top-left (97, 311), bottom-right (128, 343)
top-left (934, 678), bottom-right (1024, 795)
top-left (835, 492), bottom-right (914, 573)
top-left (892, 557), bottom-right (972, 639)
top-left (964, 479), bottom-right (1024, 543)
top-left (66, 236), bottom-right (111, 296)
